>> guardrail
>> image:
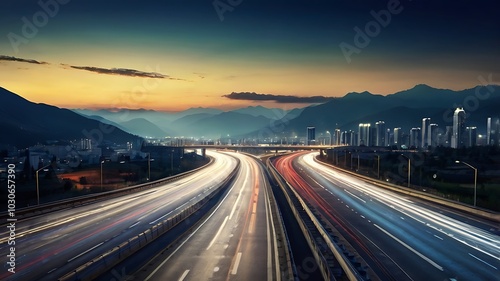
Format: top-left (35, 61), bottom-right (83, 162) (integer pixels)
top-left (267, 158), bottom-right (365, 281)
top-left (316, 157), bottom-right (500, 223)
top-left (58, 158), bottom-right (241, 281)
top-left (0, 157), bottom-right (214, 222)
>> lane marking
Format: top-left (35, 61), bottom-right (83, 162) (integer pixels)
top-left (144, 169), bottom-right (240, 281)
top-left (433, 235), bottom-right (443, 240)
top-left (344, 189), bottom-right (366, 203)
top-left (231, 252), bottom-right (242, 275)
top-left (149, 210), bottom-right (174, 225)
top-left (374, 224), bottom-right (443, 271)
top-left (47, 268), bottom-right (57, 274)
top-left (468, 253), bottom-right (498, 270)
top-left (175, 201), bottom-right (190, 211)
top-left (129, 221), bottom-right (140, 229)
top-left (178, 269), bottom-right (190, 281)
top-left (67, 242), bottom-right (103, 262)
top-left (207, 216), bottom-right (229, 250)
top-left (229, 166), bottom-right (249, 220)
top-left (248, 213), bottom-right (256, 234)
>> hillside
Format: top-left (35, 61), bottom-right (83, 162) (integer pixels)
top-left (0, 87), bottom-right (142, 147)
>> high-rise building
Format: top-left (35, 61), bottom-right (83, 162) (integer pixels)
top-left (410, 127), bottom-right (421, 148)
top-left (466, 127), bottom-right (477, 147)
top-left (487, 117), bottom-right (492, 145)
top-left (375, 121), bottom-right (386, 146)
top-left (428, 124), bottom-right (439, 147)
top-left (340, 131), bottom-right (347, 145)
top-left (422, 118), bottom-right (431, 148)
top-left (385, 128), bottom-right (391, 147)
top-left (358, 123), bottom-right (371, 146)
top-left (451, 107), bottom-right (466, 148)
top-left (306, 126), bottom-right (316, 145)
top-left (394, 127), bottom-right (402, 147)
top-left (334, 129), bottom-right (341, 145)
top-left (494, 118), bottom-right (500, 146)
top-left (342, 130), bottom-right (356, 146)
top-left (79, 138), bottom-right (92, 150)
top-left (445, 126), bottom-right (453, 147)
top-left (350, 131), bottom-right (357, 146)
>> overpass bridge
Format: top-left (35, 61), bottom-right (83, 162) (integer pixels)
top-left (142, 144), bottom-right (340, 159)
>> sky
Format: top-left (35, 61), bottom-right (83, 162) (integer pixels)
top-left (0, 0), bottom-right (499, 112)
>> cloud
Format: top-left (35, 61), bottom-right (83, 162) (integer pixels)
top-left (0, 55), bottom-right (47, 65)
top-left (223, 92), bottom-right (335, 103)
top-left (69, 65), bottom-right (167, 79)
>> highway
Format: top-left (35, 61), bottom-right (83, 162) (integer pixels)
top-left (133, 151), bottom-right (281, 281)
top-left (274, 152), bottom-right (500, 281)
top-left (0, 151), bottom-right (237, 281)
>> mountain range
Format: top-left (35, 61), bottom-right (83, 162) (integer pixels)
top-left (73, 106), bottom-right (303, 138)
top-left (0, 87), bottom-right (142, 148)
top-left (1, 84), bottom-right (499, 147)
top-left (281, 84), bottom-right (500, 136)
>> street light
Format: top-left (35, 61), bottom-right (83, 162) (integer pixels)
top-left (148, 153), bottom-right (151, 181)
top-left (35, 164), bottom-right (51, 205)
top-left (375, 154), bottom-right (380, 179)
top-left (455, 160), bottom-right (477, 207)
top-left (350, 153), bottom-right (353, 170)
top-left (100, 160), bottom-right (105, 191)
top-left (401, 154), bottom-right (411, 188)
top-left (171, 149), bottom-right (174, 176)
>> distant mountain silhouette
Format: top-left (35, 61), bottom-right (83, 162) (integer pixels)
top-left (70, 84), bottom-right (500, 139)
top-left (172, 107), bottom-right (224, 120)
top-left (284, 84), bottom-right (500, 134)
top-left (194, 112), bottom-right (272, 138)
top-left (119, 118), bottom-right (170, 138)
top-left (0, 87), bottom-right (142, 147)
top-left (170, 113), bottom-right (217, 135)
top-left (74, 106), bottom-right (286, 138)
top-left (230, 106), bottom-right (298, 120)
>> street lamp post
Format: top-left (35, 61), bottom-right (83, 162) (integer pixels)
top-left (100, 160), bottom-right (105, 191)
top-left (171, 149), bottom-right (174, 176)
top-left (148, 153), bottom-right (151, 181)
top-left (357, 154), bottom-right (360, 171)
top-left (401, 154), bottom-right (411, 188)
top-left (35, 164), bottom-right (51, 205)
top-left (350, 153), bottom-right (353, 170)
top-left (375, 155), bottom-right (380, 179)
top-left (455, 161), bottom-right (477, 207)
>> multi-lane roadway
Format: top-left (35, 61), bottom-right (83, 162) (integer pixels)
top-left (134, 151), bottom-right (281, 281)
top-left (273, 152), bottom-right (500, 281)
top-left (0, 151), bottom-right (238, 281)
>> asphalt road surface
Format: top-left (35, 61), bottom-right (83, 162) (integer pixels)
top-left (274, 152), bottom-right (499, 281)
top-left (0, 151), bottom-right (237, 281)
top-left (134, 151), bottom-right (281, 281)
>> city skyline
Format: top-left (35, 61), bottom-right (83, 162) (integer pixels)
top-left (1, 0), bottom-right (499, 111)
